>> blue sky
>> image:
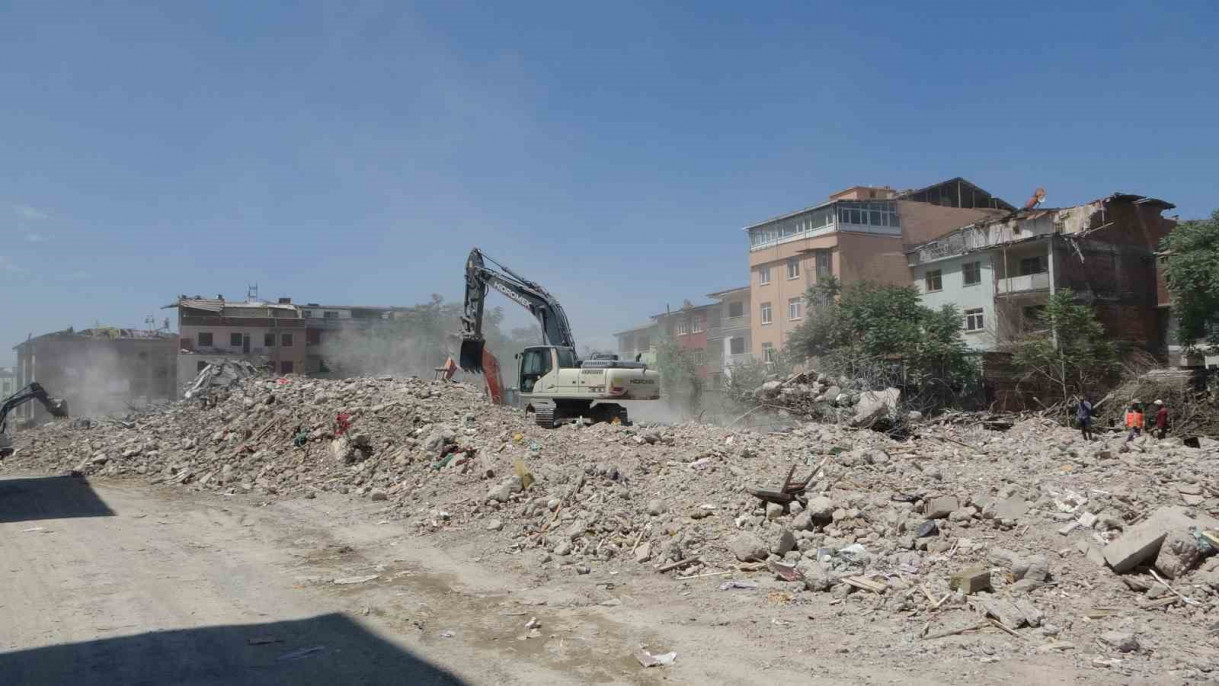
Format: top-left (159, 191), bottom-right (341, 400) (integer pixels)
top-left (3, 1), bottom-right (1217, 361)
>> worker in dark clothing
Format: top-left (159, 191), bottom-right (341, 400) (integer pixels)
top-left (1153, 399), bottom-right (1169, 439)
top-left (1076, 395), bottom-right (1095, 441)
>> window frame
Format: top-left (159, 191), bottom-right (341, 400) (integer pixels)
top-left (962, 261), bottom-right (982, 286)
top-left (691, 316), bottom-right (704, 334)
top-left (197, 332), bottom-right (214, 347)
top-left (676, 318), bottom-right (689, 336)
top-left (727, 300), bottom-right (744, 319)
top-left (729, 337), bottom-right (746, 355)
top-left (760, 302), bottom-right (773, 325)
top-left (759, 267), bottom-right (771, 286)
top-left (788, 297), bottom-right (803, 321)
top-left (964, 308), bottom-right (985, 332)
top-left (924, 269), bottom-right (943, 293)
top-left (787, 258), bottom-right (800, 280)
top-left (1019, 256), bottom-right (1045, 276)
top-left (761, 342), bottom-right (775, 363)
top-left (281, 333), bottom-right (293, 347)
top-left (264, 332), bottom-right (276, 348)
top-left (229, 332), bottom-right (244, 347)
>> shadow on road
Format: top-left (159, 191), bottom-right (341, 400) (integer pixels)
top-left (0, 475), bottom-right (115, 524)
top-left (0, 612), bottom-right (470, 686)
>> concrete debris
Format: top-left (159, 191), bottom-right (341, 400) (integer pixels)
top-left (850, 388), bottom-right (901, 428)
top-left (8, 373), bottom-right (1219, 673)
top-left (728, 533), bottom-right (769, 562)
top-left (925, 495), bottom-right (958, 520)
top-left (1103, 507), bottom-right (1219, 574)
top-left (950, 567), bottom-right (991, 594)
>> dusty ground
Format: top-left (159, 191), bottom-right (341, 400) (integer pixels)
top-left (0, 472), bottom-right (1165, 685)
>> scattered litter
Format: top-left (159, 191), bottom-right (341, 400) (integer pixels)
top-left (333, 575), bottom-right (379, 585)
top-left (633, 648), bottom-right (677, 668)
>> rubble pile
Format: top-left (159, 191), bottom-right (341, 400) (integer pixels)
top-left (752, 371), bottom-right (905, 428)
top-left (8, 374), bottom-right (1219, 677)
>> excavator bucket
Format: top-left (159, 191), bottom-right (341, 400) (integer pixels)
top-left (459, 338), bottom-right (485, 373)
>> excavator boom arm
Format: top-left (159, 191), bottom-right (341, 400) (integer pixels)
top-left (460, 248), bottom-right (576, 371)
top-left (0, 382), bottom-right (68, 435)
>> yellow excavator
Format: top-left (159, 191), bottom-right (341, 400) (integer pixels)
top-left (459, 248), bottom-right (660, 427)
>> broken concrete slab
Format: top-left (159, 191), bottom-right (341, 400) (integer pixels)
top-left (925, 495), bottom-right (958, 520)
top-left (1155, 528), bottom-right (1202, 579)
top-left (950, 567), bottom-right (991, 594)
top-left (994, 495), bottom-right (1029, 521)
top-left (1102, 507), bottom-right (1219, 574)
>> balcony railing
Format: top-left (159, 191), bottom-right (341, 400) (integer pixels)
top-left (997, 272), bottom-right (1050, 294)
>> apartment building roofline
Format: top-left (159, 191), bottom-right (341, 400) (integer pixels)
top-left (650, 302), bottom-right (716, 320)
top-left (905, 191), bottom-right (1176, 265)
top-left (741, 177), bottom-right (1011, 233)
top-left (612, 323), bottom-right (658, 337)
top-left (706, 286), bottom-right (750, 298)
top-left (897, 176), bottom-right (1016, 211)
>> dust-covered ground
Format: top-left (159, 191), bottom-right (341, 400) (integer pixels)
top-left (4, 374), bottom-right (1219, 684)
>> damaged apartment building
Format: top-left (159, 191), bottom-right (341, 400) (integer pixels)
top-left (168, 295), bottom-right (408, 384)
top-left (12, 327), bottom-right (178, 422)
top-left (745, 178), bottom-right (1015, 365)
top-left (907, 192), bottom-right (1178, 360)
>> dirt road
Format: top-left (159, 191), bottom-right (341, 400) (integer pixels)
top-left (0, 473), bottom-right (1132, 685)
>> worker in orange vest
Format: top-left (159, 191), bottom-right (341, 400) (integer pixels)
top-left (1124, 400), bottom-right (1145, 442)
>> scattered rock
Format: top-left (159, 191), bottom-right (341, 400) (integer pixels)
top-left (728, 533), bottom-right (769, 562)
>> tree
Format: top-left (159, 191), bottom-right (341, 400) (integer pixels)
top-left (1160, 210), bottom-right (1219, 351)
top-left (654, 338), bottom-right (702, 412)
top-left (1010, 289), bottom-right (1119, 401)
top-left (786, 281), bottom-right (977, 406)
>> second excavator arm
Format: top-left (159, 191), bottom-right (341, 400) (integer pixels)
top-left (460, 248), bottom-right (576, 372)
top-left (0, 382), bottom-right (69, 457)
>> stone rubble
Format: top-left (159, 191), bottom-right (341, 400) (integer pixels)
top-left (7, 372), bottom-right (1219, 678)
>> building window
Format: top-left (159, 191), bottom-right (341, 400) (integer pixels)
top-left (729, 337), bottom-right (746, 355)
top-left (230, 332), bottom-right (243, 347)
top-left (676, 318), bottom-right (689, 336)
top-left (280, 361), bottom-right (294, 374)
top-left (788, 298), bottom-right (803, 321)
top-left (816, 250), bottom-right (832, 280)
top-left (760, 302), bottom-right (772, 325)
top-left (787, 258), bottom-right (800, 280)
top-left (925, 270), bottom-right (943, 293)
top-left (759, 267), bottom-right (771, 285)
top-left (964, 308), bottom-right (984, 332)
top-left (762, 342), bottom-right (775, 363)
top-left (963, 261), bottom-right (982, 286)
top-left (306, 329), bottom-right (320, 346)
top-left (1020, 256), bottom-right (1045, 276)
top-left (197, 361), bottom-right (209, 372)
top-left (281, 333), bottom-right (293, 347)
top-left (323, 311), bottom-right (339, 319)
top-left (264, 333), bottom-right (276, 347)
top-left (691, 316), bottom-right (704, 334)
top-left (691, 349), bottom-right (705, 365)
top-left (302, 310), bottom-right (312, 318)
top-left (728, 301), bottom-right (743, 318)
top-left (197, 332), bottom-right (214, 347)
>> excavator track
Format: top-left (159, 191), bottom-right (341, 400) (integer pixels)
top-left (534, 407), bottom-right (555, 428)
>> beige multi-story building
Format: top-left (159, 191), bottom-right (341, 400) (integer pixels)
top-left (745, 178), bottom-right (1014, 361)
